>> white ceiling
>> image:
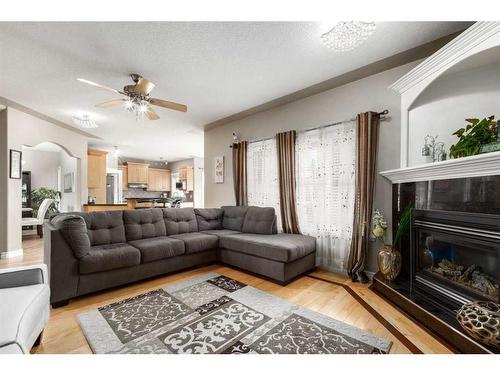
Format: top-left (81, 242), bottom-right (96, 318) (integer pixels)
top-left (0, 22), bottom-right (471, 161)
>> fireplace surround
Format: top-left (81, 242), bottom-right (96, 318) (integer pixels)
top-left (372, 176), bottom-right (500, 353)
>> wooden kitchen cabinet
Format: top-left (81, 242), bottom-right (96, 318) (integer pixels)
top-left (87, 149), bottom-right (107, 204)
top-left (127, 162), bottom-right (149, 184)
top-left (148, 168), bottom-right (171, 191)
top-left (119, 165), bottom-right (128, 191)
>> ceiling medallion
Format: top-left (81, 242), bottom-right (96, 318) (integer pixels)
top-left (72, 114), bottom-right (98, 128)
top-left (321, 22), bottom-right (376, 51)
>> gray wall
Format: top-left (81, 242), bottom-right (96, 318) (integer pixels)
top-left (204, 61), bottom-right (419, 272)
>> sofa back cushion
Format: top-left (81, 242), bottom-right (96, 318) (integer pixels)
top-left (242, 206), bottom-right (276, 235)
top-left (50, 214), bottom-right (91, 259)
top-left (124, 209), bottom-right (166, 241)
top-left (194, 208), bottom-right (223, 231)
top-left (79, 211), bottom-right (126, 246)
top-left (163, 208), bottom-right (198, 235)
top-left (221, 206), bottom-right (248, 231)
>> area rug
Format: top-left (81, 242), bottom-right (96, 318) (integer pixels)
top-left (77, 272), bottom-right (392, 354)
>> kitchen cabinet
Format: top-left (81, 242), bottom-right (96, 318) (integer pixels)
top-left (177, 166), bottom-right (194, 191)
top-left (87, 149), bottom-right (107, 204)
top-left (127, 162), bottom-right (149, 184)
top-left (119, 165), bottom-right (128, 191)
top-left (148, 168), bottom-right (171, 191)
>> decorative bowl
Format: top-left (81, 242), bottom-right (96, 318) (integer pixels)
top-left (456, 301), bottom-right (500, 349)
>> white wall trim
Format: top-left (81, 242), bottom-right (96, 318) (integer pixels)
top-left (0, 248), bottom-right (23, 259)
top-left (380, 151), bottom-right (500, 184)
top-left (389, 22), bottom-right (500, 94)
top-left (388, 22), bottom-right (500, 169)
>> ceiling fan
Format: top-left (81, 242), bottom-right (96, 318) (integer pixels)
top-left (77, 73), bottom-right (187, 120)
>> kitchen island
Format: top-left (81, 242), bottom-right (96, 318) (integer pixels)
top-left (82, 203), bottom-right (128, 212)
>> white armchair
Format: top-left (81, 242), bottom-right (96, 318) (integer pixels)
top-left (22, 199), bottom-right (54, 238)
top-left (0, 264), bottom-right (50, 354)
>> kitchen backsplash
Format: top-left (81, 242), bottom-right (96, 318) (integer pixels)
top-left (123, 189), bottom-right (169, 199)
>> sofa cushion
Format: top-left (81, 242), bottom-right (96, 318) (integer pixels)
top-left (219, 233), bottom-right (316, 262)
top-left (242, 206), bottom-right (276, 235)
top-left (79, 211), bottom-right (126, 246)
top-left (79, 243), bottom-right (141, 274)
top-left (124, 209), bottom-right (166, 241)
top-left (163, 208), bottom-right (198, 235)
top-left (200, 229), bottom-right (241, 237)
top-left (50, 214), bottom-right (90, 258)
top-left (169, 232), bottom-right (218, 254)
top-left (129, 236), bottom-right (185, 263)
top-left (194, 208), bottom-right (223, 231)
top-left (0, 284), bottom-right (50, 353)
top-left (221, 206), bottom-right (248, 231)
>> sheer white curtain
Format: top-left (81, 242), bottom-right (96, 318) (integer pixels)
top-left (247, 138), bottom-right (281, 231)
top-left (296, 122), bottom-right (356, 273)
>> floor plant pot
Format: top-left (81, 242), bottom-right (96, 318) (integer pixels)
top-left (377, 244), bottom-right (402, 282)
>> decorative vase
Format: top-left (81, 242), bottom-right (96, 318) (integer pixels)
top-left (377, 244), bottom-right (402, 282)
top-left (457, 301), bottom-right (500, 349)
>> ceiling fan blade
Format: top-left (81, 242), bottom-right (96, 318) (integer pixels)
top-left (95, 99), bottom-right (126, 108)
top-left (77, 78), bottom-right (123, 95)
top-left (134, 78), bottom-right (155, 95)
top-left (145, 108), bottom-right (160, 120)
top-left (149, 98), bottom-right (187, 112)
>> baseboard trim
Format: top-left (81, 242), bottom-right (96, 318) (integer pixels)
top-left (0, 248), bottom-right (23, 259)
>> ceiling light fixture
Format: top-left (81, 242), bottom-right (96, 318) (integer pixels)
top-left (124, 97), bottom-right (151, 120)
top-left (72, 114), bottom-right (98, 128)
top-left (321, 22), bottom-right (376, 51)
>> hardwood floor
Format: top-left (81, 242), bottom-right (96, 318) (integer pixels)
top-left (0, 236), bottom-right (452, 354)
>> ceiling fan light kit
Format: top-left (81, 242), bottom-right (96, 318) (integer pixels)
top-left (77, 73), bottom-right (187, 121)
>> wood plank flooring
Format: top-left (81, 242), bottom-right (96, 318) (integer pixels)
top-left (0, 236), bottom-right (452, 354)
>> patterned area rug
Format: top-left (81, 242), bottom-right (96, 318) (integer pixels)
top-left (77, 272), bottom-right (392, 354)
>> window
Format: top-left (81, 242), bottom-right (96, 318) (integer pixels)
top-left (296, 122), bottom-right (356, 272)
top-left (247, 138), bottom-right (281, 231)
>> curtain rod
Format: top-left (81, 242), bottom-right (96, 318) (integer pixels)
top-left (231, 109), bottom-right (389, 147)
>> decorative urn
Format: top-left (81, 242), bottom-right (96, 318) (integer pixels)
top-left (377, 245), bottom-right (402, 282)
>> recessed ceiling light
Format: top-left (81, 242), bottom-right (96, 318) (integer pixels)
top-left (72, 114), bottom-right (98, 128)
top-left (321, 22), bottom-right (376, 51)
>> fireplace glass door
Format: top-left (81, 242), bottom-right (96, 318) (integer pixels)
top-left (415, 229), bottom-right (499, 303)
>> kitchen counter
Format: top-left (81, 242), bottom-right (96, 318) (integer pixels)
top-left (82, 203), bottom-right (128, 212)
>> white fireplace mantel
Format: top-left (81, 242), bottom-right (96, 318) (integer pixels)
top-left (380, 151), bottom-right (500, 184)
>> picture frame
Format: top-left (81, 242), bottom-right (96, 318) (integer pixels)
top-left (9, 149), bottom-right (22, 179)
top-left (214, 155), bottom-right (224, 183)
top-left (63, 172), bottom-right (74, 193)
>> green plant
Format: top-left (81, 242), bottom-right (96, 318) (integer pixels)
top-left (394, 205), bottom-right (412, 250)
top-left (449, 116), bottom-right (498, 159)
top-left (31, 187), bottom-right (61, 218)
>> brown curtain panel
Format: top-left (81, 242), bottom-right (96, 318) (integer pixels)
top-left (232, 141), bottom-right (248, 206)
top-left (347, 112), bottom-right (380, 282)
top-left (276, 131), bottom-right (300, 234)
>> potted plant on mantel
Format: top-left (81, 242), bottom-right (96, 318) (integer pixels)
top-left (370, 206), bottom-right (412, 282)
top-left (449, 116), bottom-right (500, 158)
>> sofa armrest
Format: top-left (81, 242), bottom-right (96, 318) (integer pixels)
top-left (0, 264), bottom-right (48, 289)
top-left (44, 222), bottom-right (80, 304)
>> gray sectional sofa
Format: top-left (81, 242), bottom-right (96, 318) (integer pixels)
top-left (44, 206), bottom-right (316, 307)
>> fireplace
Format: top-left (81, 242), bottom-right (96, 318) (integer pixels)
top-left (371, 176), bottom-right (500, 353)
top-left (412, 210), bottom-right (500, 305)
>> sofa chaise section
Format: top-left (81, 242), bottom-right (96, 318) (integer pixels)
top-left (216, 206), bottom-right (316, 283)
